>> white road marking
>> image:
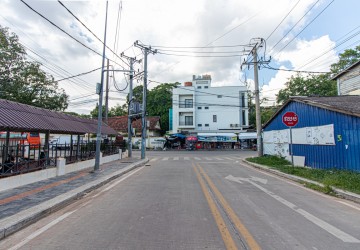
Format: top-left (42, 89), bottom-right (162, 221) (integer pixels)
top-left (173, 157), bottom-right (179, 161)
top-left (215, 158), bottom-right (223, 161)
top-left (149, 158), bottom-right (157, 162)
top-left (184, 157), bottom-right (190, 160)
top-left (204, 157), bottom-right (212, 161)
top-left (103, 167), bottom-right (144, 192)
top-left (226, 175), bottom-right (360, 243)
top-left (194, 157), bottom-right (201, 160)
top-left (224, 157), bottom-right (234, 161)
top-left (8, 210), bottom-right (77, 250)
top-left (162, 157), bottom-right (169, 161)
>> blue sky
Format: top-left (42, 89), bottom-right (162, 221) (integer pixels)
top-left (1, 0), bottom-right (359, 112)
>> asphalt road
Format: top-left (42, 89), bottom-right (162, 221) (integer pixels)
top-left (1, 150), bottom-right (360, 250)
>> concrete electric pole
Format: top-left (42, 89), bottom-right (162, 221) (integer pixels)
top-left (241, 38), bottom-right (270, 157)
top-left (94, 0), bottom-right (108, 171)
top-left (121, 53), bottom-right (141, 158)
top-left (134, 41), bottom-right (157, 159)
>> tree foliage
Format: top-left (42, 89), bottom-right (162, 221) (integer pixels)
top-left (276, 73), bottom-right (337, 104)
top-left (275, 46), bottom-right (360, 105)
top-left (147, 83), bottom-right (179, 133)
top-left (0, 25), bottom-right (68, 111)
top-left (330, 45), bottom-right (360, 74)
top-left (90, 103), bottom-right (127, 119)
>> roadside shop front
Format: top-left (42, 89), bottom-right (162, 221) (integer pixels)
top-left (196, 133), bottom-right (238, 149)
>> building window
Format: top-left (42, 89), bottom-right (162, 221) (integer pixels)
top-left (205, 107), bottom-right (209, 109)
top-left (217, 95), bottom-right (222, 98)
top-left (197, 86), bottom-right (201, 89)
top-left (213, 115), bottom-right (217, 122)
top-left (185, 116), bottom-right (193, 126)
top-left (205, 124), bottom-right (209, 127)
top-left (241, 92), bottom-right (245, 107)
top-left (242, 110), bottom-right (246, 125)
top-left (198, 124), bottom-right (202, 127)
top-left (204, 86), bottom-right (209, 89)
top-left (185, 99), bottom-right (193, 108)
top-left (197, 107), bottom-right (202, 110)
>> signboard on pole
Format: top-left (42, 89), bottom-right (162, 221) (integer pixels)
top-left (282, 111), bottom-right (298, 167)
top-left (282, 111), bottom-right (299, 127)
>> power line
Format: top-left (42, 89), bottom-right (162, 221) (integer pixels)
top-left (156, 48), bottom-right (251, 54)
top-left (263, 65), bottom-right (330, 74)
top-left (20, 0), bottom-right (125, 70)
top-left (145, 44), bottom-right (254, 49)
top-left (275, 0), bottom-right (335, 56)
top-left (297, 27), bottom-right (360, 70)
top-left (56, 67), bottom-right (102, 82)
top-left (266, 0), bottom-right (301, 41)
top-left (57, 0), bottom-right (129, 68)
top-left (157, 51), bottom-right (249, 58)
top-left (113, 1), bottom-right (122, 56)
top-left (269, 0), bottom-right (321, 54)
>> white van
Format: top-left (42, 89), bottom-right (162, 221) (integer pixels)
top-left (49, 135), bottom-right (82, 149)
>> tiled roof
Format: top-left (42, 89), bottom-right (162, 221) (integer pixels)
top-left (0, 99), bottom-right (117, 135)
top-left (107, 116), bottom-right (161, 132)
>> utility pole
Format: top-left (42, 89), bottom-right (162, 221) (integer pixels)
top-left (134, 41), bottom-right (157, 159)
top-left (253, 47), bottom-right (263, 157)
top-left (121, 53), bottom-right (141, 158)
top-left (94, 0), bottom-right (108, 171)
top-left (105, 58), bottom-right (110, 124)
top-left (241, 38), bottom-right (270, 157)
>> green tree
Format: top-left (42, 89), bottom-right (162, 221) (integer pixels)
top-left (276, 73), bottom-right (337, 104)
top-left (147, 83), bottom-right (179, 133)
top-left (109, 104), bottom-right (127, 117)
top-left (330, 45), bottom-right (360, 74)
top-left (90, 103), bottom-right (127, 119)
top-left (276, 46), bottom-right (360, 105)
top-left (0, 25), bottom-right (68, 110)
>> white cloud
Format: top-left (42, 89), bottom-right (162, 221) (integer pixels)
top-left (0, 0), bottom-right (349, 114)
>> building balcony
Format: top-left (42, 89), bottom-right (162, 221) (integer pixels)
top-left (179, 104), bottom-right (193, 108)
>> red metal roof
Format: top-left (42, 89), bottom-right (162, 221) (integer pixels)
top-left (0, 99), bottom-right (117, 135)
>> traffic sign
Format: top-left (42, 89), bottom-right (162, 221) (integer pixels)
top-left (282, 111), bottom-right (298, 127)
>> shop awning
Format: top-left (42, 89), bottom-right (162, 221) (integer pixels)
top-left (238, 132), bottom-right (257, 140)
top-left (197, 133), bottom-right (237, 142)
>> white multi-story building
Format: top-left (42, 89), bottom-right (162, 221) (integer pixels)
top-left (172, 75), bottom-right (249, 134)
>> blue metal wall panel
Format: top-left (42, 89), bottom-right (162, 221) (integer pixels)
top-left (264, 102), bottom-right (360, 171)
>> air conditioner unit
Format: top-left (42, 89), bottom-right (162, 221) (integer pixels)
top-left (230, 124), bottom-right (234, 128)
top-left (235, 124), bottom-right (240, 127)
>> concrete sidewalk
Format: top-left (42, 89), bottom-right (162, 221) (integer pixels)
top-left (0, 157), bottom-right (148, 240)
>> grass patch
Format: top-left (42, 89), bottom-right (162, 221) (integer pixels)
top-left (247, 155), bottom-right (360, 195)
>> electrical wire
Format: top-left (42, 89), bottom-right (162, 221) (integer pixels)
top-left (275, 0), bottom-right (335, 56)
top-left (263, 65), bottom-right (330, 74)
top-left (266, 0), bottom-right (301, 41)
top-left (20, 0), bottom-right (125, 70)
top-left (56, 67), bottom-right (102, 82)
top-left (269, 0), bottom-right (321, 54)
top-left (57, 0), bottom-right (129, 68)
top-left (157, 51), bottom-right (249, 58)
top-left (113, 1), bottom-right (122, 56)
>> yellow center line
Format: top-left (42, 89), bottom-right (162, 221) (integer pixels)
top-left (192, 163), bottom-right (238, 250)
top-left (197, 163), bottom-right (261, 250)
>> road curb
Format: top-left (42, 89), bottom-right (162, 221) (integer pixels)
top-left (0, 158), bottom-right (149, 240)
top-left (242, 159), bottom-right (360, 205)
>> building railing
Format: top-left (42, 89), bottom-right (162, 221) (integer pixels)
top-left (179, 104), bottom-right (193, 108)
top-left (0, 141), bottom-right (125, 178)
top-left (179, 122), bottom-right (194, 126)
